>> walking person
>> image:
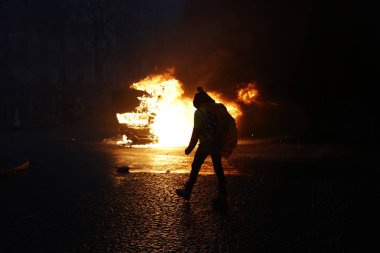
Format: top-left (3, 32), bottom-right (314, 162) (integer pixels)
top-left (176, 87), bottom-right (237, 205)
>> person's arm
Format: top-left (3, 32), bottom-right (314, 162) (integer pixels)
top-left (185, 127), bottom-right (201, 155)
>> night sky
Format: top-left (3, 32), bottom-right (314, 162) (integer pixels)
top-left (0, 0), bottom-right (378, 142)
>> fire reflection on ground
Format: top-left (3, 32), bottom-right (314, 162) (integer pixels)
top-left (106, 144), bottom-right (240, 175)
top-left (98, 138), bottom-right (346, 187)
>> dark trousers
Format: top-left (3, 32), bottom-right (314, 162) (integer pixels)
top-left (185, 146), bottom-right (227, 196)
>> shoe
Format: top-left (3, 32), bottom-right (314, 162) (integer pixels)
top-left (176, 189), bottom-right (190, 201)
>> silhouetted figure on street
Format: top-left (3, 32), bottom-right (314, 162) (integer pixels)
top-left (176, 87), bottom-right (237, 205)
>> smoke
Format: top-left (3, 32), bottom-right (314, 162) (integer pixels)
top-left (142, 1), bottom-right (312, 104)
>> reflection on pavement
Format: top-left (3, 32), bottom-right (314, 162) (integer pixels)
top-left (105, 144), bottom-right (240, 175)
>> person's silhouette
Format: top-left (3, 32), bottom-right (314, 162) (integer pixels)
top-left (176, 87), bottom-right (237, 204)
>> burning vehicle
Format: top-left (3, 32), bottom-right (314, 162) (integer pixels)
top-left (116, 109), bottom-right (157, 147)
top-left (116, 73), bottom-right (194, 147)
top-left (115, 72), bottom-right (246, 148)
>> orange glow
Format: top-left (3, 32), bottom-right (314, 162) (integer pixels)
top-left (237, 83), bottom-right (259, 104)
top-left (208, 91), bottom-right (242, 120)
top-left (116, 73), bottom-right (193, 147)
top-left (116, 73), bottom-right (242, 147)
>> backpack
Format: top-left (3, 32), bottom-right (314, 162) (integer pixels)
top-left (202, 103), bottom-right (238, 159)
top-left (218, 105), bottom-right (238, 159)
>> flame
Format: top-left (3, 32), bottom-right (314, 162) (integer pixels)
top-left (237, 83), bottom-right (258, 104)
top-left (116, 73), bottom-right (242, 147)
top-left (208, 91), bottom-right (242, 119)
top-left (117, 73), bottom-right (193, 147)
top-left (116, 112), bottom-right (149, 127)
top-left (116, 134), bottom-right (133, 146)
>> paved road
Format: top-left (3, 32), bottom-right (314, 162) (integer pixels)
top-left (0, 130), bottom-right (377, 252)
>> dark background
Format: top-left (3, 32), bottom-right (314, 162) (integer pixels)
top-left (0, 0), bottom-right (378, 143)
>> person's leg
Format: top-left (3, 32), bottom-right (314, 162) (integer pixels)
top-left (186, 148), bottom-right (209, 194)
top-left (210, 152), bottom-right (227, 197)
top-left (177, 147), bottom-right (208, 200)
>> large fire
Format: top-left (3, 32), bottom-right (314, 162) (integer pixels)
top-left (116, 73), bottom-right (242, 147)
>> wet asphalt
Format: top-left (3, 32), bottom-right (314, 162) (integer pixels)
top-left (0, 129), bottom-right (377, 252)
